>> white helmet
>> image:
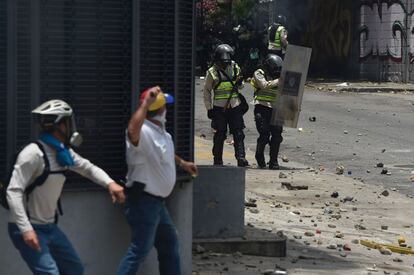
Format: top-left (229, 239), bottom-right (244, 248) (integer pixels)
top-left (32, 99), bottom-right (83, 147)
top-left (32, 99), bottom-right (73, 124)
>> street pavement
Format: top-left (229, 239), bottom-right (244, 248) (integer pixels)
top-left (195, 78), bottom-right (414, 195)
top-left (193, 78), bottom-right (414, 275)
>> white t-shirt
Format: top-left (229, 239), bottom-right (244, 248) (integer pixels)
top-left (125, 120), bottom-right (176, 198)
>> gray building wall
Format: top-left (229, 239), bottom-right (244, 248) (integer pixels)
top-left (0, 182), bottom-right (193, 275)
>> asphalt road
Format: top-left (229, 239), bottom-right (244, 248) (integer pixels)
top-left (195, 78), bottom-right (414, 195)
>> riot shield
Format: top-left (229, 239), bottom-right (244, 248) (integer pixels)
top-left (271, 45), bottom-right (312, 128)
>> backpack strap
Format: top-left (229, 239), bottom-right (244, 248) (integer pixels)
top-left (25, 142), bottom-right (50, 195)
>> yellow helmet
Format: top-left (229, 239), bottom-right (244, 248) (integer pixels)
top-left (140, 88), bottom-right (174, 111)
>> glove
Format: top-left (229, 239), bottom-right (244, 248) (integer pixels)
top-left (207, 109), bottom-right (214, 120)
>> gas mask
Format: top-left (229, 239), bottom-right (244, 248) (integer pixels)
top-left (61, 116), bottom-right (83, 148)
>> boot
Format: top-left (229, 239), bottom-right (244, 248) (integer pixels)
top-left (213, 132), bottom-right (226, 166)
top-left (269, 142), bottom-right (281, 170)
top-left (255, 141), bottom-right (267, 169)
top-left (233, 131), bottom-right (249, 167)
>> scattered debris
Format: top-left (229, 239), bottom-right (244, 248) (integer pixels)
top-left (249, 208), bottom-right (260, 214)
top-left (380, 247), bottom-right (392, 255)
top-left (381, 190), bottom-right (390, 197)
top-left (343, 130), bottom-right (348, 134)
top-left (376, 162), bottom-right (384, 168)
top-left (381, 168), bottom-right (388, 175)
top-left (199, 134), bottom-right (206, 138)
top-left (343, 244), bottom-right (351, 251)
top-left (327, 244), bottom-right (336, 249)
top-left (304, 231), bottom-right (315, 237)
top-left (309, 116), bottom-right (316, 122)
top-left (331, 192), bottom-right (339, 198)
top-left (342, 196), bottom-right (354, 202)
top-left (336, 166), bottom-right (345, 175)
top-left (281, 155), bottom-right (289, 163)
top-left (381, 225), bottom-right (388, 230)
top-left (279, 172), bottom-right (288, 179)
top-left (281, 182), bottom-right (308, 190)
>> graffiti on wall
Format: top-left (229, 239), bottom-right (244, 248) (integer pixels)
top-left (359, 0), bottom-right (408, 62)
top-left (302, 0), bottom-right (353, 64)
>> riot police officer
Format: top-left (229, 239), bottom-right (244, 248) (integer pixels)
top-left (203, 44), bottom-right (249, 167)
top-left (268, 15), bottom-right (288, 58)
top-left (251, 54), bottom-right (283, 169)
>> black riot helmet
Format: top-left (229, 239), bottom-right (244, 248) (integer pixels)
top-left (263, 54), bottom-right (283, 77)
top-left (214, 44), bottom-right (234, 67)
top-left (275, 14), bottom-right (287, 26)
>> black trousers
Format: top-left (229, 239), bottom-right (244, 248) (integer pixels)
top-left (211, 105), bottom-right (246, 161)
top-left (254, 104), bottom-right (283, 161)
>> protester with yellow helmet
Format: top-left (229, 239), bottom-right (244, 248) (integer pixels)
top-left (117, 86), bottom-right (197, 275)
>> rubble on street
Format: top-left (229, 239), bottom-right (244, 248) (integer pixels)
top-left (193, 164), bottom-right (414, 274)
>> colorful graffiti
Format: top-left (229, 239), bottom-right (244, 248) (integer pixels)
top-left (359, 0), bottom-right (407, 62)
top-left (302, 0), bottom-right (353, 64)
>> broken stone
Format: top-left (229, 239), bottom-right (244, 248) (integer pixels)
top-left (343, 130), bottom-right (348, 134)
top-left (335, 232), bottom-right (344, 239)
top-left (331, 214), bottom-right (342, 219)
top-left (281, 155), bottom-right (289, 163)
top-left (343, 244), bottom-right (351, 251)
top-left (292, 210), bottom-right (301, 215)
top-left (309, 116), bottom-right (316, 122)
top-left (376, 162), bottom-right (384, 168)
top-left (355, 224), bottom-right (366, 230)
top-left (327, 244), bottom-right (337, 249)
top-left (381, 225), bottom-right (388, 230)
top-left (380, 247), bottom-right (392, 255)
top-left (263, 269), bottom-right (276, 275)
top-left (293, 234), bottom-right (302, 240)
top-left (304, 231), bottom-right (315, 237)
top-left (343, 196), bottom-right (354, 202)
top-left (352, 207), bottom-right (358, 211)
top-left (233, 251), bottom-right (243, 258)
top-left (328, 224), bottom-right (336, 228)
top-left (393, 257), bottom-right (403, 262)
top-left (244, 201), bottom-right (257, 207)
top-left (249, 208), bottom-right (260, 214)
top-left (331, 192), bottom-right (339, 198)
top-left (381, 190), bottom-right (390, 197)
top-left (381, 169), bottom-right (388, 175)
top-left (245, 264), bottom-right (257, 268)
top-left (281, 182), bottom-right (308, 190)
top-left (279, 172), bottom-right (288, 179)
top-left (336, 166), bottom-right (345, 175)
top-left (352, 239), bottom-right (359, 244)
top-left (339, 252), bottom-right (347, 257)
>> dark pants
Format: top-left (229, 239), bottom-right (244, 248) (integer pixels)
top-left (211, 105), bottom-right (246, 162)
top-left (254, 104), bottom-right (283, 166)
top-left (117, 191), bottom-right (181, 275)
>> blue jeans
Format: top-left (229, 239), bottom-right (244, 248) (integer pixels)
top-left (8, 223), bottom-right (84, 275)
top-left (117, 193), bottom-right (181, 275)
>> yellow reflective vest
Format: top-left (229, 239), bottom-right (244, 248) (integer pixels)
top-left (208, 64), bottom-right (240, 101)
top-left (251, 69), bottom-right (278, 103)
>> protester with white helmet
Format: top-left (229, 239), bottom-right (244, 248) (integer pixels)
top-left (6, 99), bottom-right (125, 275)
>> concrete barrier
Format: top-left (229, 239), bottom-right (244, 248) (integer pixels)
top-left (193, 165), bottom-right (245, 239)
top-left (0, 181), bottom-right (192, 275)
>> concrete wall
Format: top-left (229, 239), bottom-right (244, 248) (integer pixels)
top-left (193, 166), bottom-right (245, 239)
top-left (0, 182), bottom-right (193, 275)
